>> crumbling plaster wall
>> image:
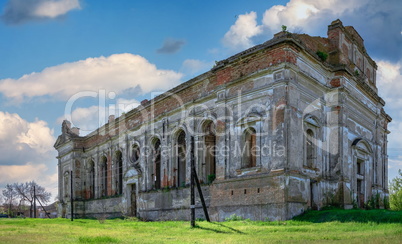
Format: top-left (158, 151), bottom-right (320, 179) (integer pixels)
top-left (55, 20), bottom-right (391, 220)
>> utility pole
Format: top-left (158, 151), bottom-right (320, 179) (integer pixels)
top-left (190, 136), bottom-right (195, 227)
top-left (33, 185), bottom-right (36, 218)
top-left (70, 170), bottom-right (74, 221)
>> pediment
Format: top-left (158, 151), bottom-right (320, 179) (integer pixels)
top-left (54, 135), bottom-right (65, 148)
top-left (125, 167), bottom-right (141, 179)
top-left (304, 115), bottom-right (321, 127)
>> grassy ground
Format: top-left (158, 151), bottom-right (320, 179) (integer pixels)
top-left (0, 209), bottom-right (401, 243)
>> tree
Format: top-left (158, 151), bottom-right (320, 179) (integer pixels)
top-left (14, 181), bottom-right (51, 218)
top-left (389, 169), bottom-right (402, 211)
top-left (2, 184), bottom-right (18, 216)
top-left (0, 194), bottom-right (4, 214)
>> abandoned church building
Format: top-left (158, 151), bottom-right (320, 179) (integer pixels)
top-left (55, 20), bottom-right (391, 221)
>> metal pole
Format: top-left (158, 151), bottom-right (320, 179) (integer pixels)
top-left (70, 170), bottom-right (74, 221)
top-left (190, 136), bottom-right (195, 227)
top-left (33, 185), bottom-right (36, 218)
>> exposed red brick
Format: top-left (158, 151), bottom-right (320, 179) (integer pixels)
top-left (217, 67), bottom-right (232, 85)
top-left (330, 78), bottom-right (341, 87)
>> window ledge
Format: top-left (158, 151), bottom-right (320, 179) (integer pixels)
top-left (303, 165), bottom-right (319, 171)
top-left (236, 166), bottom-right (262, 176)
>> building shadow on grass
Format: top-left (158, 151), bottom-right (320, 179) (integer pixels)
top-left (194, 222), bottom-right (245, 234)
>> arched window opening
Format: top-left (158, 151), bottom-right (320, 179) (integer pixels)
top-left (204, 121), bottom-right (216, 183)
top-left (357, 158), bottom-right (365, 208)
top-left (64, 172), bottom-right (69, 198)
top-left (352, 139), bottom-right (373, 209)
top-left (176, 130), bottom-right (186, 187)
top-left (101, 156), bottom-right (108, 197)
top-left (306, 129), bottom-right (315, 168)
top-left (357, 158), bottom-right (364, 175)
top-left (88, 160), bottom-right (95, 199)
top-left (115, 151), bottom-right (123, 195)
top-left (153, 139), bottom-right (161, 189)
top-left (366, 68), bottom-right (371, 82)
top-left (132, 144), bottom-right (140, 163)
top-left (243, 128), bottom-right (256, 168)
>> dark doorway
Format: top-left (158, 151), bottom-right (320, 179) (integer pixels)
top-left (116, 151), bottom-right (123, 195)
top-left (130, 184), bottom-right (136, 217)
top-left (88, 161), bottom-right (95, 199)
top-left (177, 131), bottom-right (186, 187)
top-left (310, 182), bottom-right (318, 210)
top-left (357, 179), bottom-right (364, 208)
top-left (204, 122), bottom-right (216, 183)
top-left (153, 139), bottom-right (161, 189)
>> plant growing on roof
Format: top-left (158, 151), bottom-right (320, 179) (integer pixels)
top-left (316, 51), bottom-right (328, 62)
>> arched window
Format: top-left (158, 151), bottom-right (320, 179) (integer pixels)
top-left (243, 128), bottom-right (256, 168)
top-left (204, 121), bottom-right (216, 183)
top-left (153, 139), bottom-right (161, 189)
top-left (115, 151), bottom-right (123, 195)
top-left (88, 160), bottom-right (95, 199)
top-left (366, 68), bottom-right (371, 82)
top-left (352, 139), bottom-right (372, 208)
top-left (176, 130), bottom-right (186, 187)
top-left (306, 129), bottom-right (315, 168)
top-left (64, 171), bottom-right (69, 198)
top-left (101, 156), bottom-right (108, 197)
top-left (132, 144), bottom-right (140, 163)
top-left (303, 115), bottom-right (321, 169)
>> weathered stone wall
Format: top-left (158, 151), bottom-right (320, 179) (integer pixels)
top-left (138, 186), bottom-right (211, 221)
top-left (54, 20), bottom-right (391, 221)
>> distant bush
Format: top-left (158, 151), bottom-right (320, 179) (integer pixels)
top-left (390, 169), bottom-right (402, 211)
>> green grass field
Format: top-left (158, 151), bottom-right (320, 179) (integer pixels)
top-left (0, 209), bottom-right (401, 243)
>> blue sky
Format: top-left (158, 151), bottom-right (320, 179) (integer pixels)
top-left (0, 0), bottom-right (401, 200)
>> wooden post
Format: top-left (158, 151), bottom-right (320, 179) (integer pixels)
top-left (33, 185), bottom-right (36, 218)
top-left (36, 197), bottom-right (51, 218)
top-left (193, 167), bottom-right (210, 222)
top-left (70, 170), bottom-right (74, 221)
top-left (190, 136), bottom-right (195, 227)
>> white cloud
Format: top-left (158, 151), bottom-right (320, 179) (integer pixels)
top-left (181, 59), bottom-right (213, 76)
top-left (222, 0), bottom-right (401, 57)
top-left (0, 163), bottom-right (47, 184)
top-left (61, 105), bottom-right (105, 134)
top-left (378, 61), bottom-right (401, 83)
top-left (0, 112), bottom-right (58, 198)
top-left (377, 60), bottom-right (402, 116)
top-left (0, 53), bottom-right (183, 103)
top-left (376, 60), bottom-right (402, 180)
top-left (222, 11), bottom-right (263, 50)
top-left (57, 98), bottom-right (140, 135)
top-left (0, 111), bottom-right (55, 165)
top-left (115, 98), bottom-right (140, 113)
top-left (0, 163), bottom-right (58, 200)
top-left (33, 0), bottom-right (80, 18)
top-left (261, 0), bottom-right (369, 33)
top-left (388, 156), bottom-right (402, 181)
